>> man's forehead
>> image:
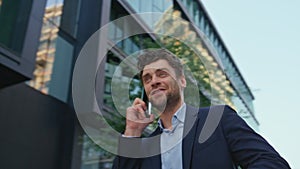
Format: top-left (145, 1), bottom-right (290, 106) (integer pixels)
top-left (143, 62), bottom-right (171, 72)
top-left (142, 67), bottom-right (169, 74)
top-left (143, 60), bottom-right (171, 70)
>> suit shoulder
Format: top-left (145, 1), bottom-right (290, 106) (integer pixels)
top-left (197, 105), bottom-right (237, 115)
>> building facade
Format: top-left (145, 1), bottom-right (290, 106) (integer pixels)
top-left (0, 0), bottom-right (258, 169)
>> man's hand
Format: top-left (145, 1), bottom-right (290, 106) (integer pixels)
top-left (124, 98), bottom-right (155, 137)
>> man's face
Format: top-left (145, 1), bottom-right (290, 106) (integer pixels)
top-left (141, 59), bottom-right (186, 111)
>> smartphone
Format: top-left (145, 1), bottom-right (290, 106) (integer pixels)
top-left (141, 88), bottom-right (151, 116)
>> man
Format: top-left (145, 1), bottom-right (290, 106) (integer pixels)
top-left (112, 48), bottom-right (290, 169)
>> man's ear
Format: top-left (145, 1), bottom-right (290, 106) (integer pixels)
top-left (180, 75), bottom-right (187, 88)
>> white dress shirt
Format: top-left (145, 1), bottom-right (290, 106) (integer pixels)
top-left (158, 103), bottom-right (186, 169)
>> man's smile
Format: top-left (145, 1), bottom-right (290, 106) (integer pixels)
top-left (150, 88), bottom-right (166, 97)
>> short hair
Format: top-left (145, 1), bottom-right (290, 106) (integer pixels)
top-left (137, 48), bottom-right (184, 79)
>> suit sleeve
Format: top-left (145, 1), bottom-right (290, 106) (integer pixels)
top-left (112, 155), bottom-right (142, 169)
top-left (221, 105), bottom-right (291, 169)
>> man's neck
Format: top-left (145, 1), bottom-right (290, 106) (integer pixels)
top-left (159, 101), bottom-right (183, 129)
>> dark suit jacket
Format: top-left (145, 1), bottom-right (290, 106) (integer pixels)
top-left (112, 105), bottom-right (290, 169)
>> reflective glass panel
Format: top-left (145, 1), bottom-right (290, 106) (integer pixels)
top-left (0, 0), bottom-right (33, 54)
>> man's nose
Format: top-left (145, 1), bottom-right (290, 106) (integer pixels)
top-left (150, 75), bottom-right (161, 87)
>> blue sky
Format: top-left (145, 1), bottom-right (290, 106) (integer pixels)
top-left (202, 0), bottom-right (300, 168)
top-left (46, 0), bottom-right (64, 7)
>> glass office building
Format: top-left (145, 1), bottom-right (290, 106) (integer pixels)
top-left (0, 0), bottom-right (258, 169)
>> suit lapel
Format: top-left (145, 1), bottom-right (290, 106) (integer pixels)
top-left (147, 127), bottom-right (162, 169)
top-left (182, 106), bottom-right (199, 169)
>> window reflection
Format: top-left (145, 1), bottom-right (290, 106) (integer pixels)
top-left (0, 0), bottom-right (32, 53)
top-left (0, 0), bottom-right (2, 11)
top-left (81, 134), bottom-right (114, 169)
top-left (28, 4), bottom-right (63, 94)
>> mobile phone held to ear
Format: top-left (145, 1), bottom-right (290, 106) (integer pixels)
top-left (141, 88), bottom-right (151, 115)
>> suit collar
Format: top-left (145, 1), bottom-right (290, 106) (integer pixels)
top-left (147, 127), bottom-right (162, 169)
top-left (182, 105), bottom-right (199, 169)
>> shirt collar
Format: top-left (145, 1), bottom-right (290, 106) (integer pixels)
top-left (175, 103), bottom-right (186, 123)
top-left (158, 103), bottom-right (186, 131)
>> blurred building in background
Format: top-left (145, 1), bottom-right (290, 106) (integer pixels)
top-left (0, 0), bottom-right (258, 169)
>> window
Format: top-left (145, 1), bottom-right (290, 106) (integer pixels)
top-left (28, 2), bottom-right (65, 95)
top-left (60, 0), bottom-right (81, 37)
top-left (0, 0), bottom-right (2, 11)
top-left (0, 0), bottom-right (33, 54)
top-left (47, 36), bottom-right (74, 102)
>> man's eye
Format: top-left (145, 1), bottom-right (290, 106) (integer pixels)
top-left (157, 71), bottom-right (168, 77)
top-left (143, 76), bottom-right (151, 83)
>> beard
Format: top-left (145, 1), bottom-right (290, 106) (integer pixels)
top-left (149, 81), bottom-right (181, 113)
top-left (149, 93), bottom-right (167, 112)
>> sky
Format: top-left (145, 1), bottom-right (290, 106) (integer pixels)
top-left (201, 0), bottom-right (300, 168)
top-left (46, 0), bottom-right (64, 7)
